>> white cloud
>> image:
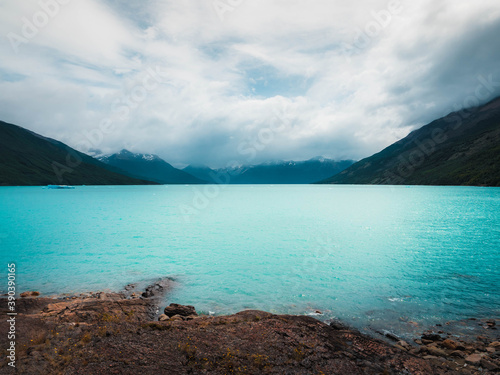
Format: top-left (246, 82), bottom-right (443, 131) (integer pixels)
top-left (1, 0), bottom-right (499, 167)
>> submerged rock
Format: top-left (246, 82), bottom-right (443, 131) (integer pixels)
top-left (421, 333), bottom-right (442, 341)
top-left (329, 319), bottom-right (347, 330)
top-left (20, 291), bottom-right (40, 298)
top-left (142, 279), bottom-right (170, 298)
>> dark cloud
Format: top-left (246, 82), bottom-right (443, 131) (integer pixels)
top-left (0, 0), bottom-right (499, 167)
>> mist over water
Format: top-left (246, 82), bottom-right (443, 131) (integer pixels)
top-left (1, 185), bottom-right (499, 338)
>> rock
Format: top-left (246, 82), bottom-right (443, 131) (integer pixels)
top-left (396, 340), bottom-right (412, 351)
top-left (486, 320), bottom-right (496, 327)
top-left (489, 342), bottom-right (500, 348)
top-left (480, 359), bottom-right (499, 371)
top-left (465, 353), bottom-right (483, 364)
top-left (124, 284), bottom-right (136, 291)
top-left (464, 345), bottom-right (475, 354)
top-left (315, 310), bottom-right (322, 314)
top-left (329, 320), bottom-right (347, 330)
top-left (486, 347), bottom-right (495, 353)
top-left (141, 278), bottom-right (173, 299)
top-left (142, 283), bottom-right (163, 298)
top-left (423, 355), bottom-right (438, 360)
top-left (409, 348), bottom-right (421, 355)
top-left (20, 291), bottom-right (40, 298)
top-left (394, 344), bottom-right (408, 351)
top-left (421, 333), bottom-right (441, 341)
top-left (421, 339), bottom-right (434, 345)
top-left (414, 339), bottom-right (423, 345)
top-left (408, 321), bottom-right (419, 327)
top-left (169, 314), bottom-right (183, 322)
top-left (426, 347), bottom-right (448, 357)
top-left (450, 350), bottom-right (465, 358)
top-left (96, 292), bottom-right (123, 301)
top-left (158, 314), bottom-right (169, 322)
top-left (384, 331), bottom-right (400, 342)
top-left (441, 339), bottom-right (458, 350)
top-left (164, 303), bottom-right (197, 318)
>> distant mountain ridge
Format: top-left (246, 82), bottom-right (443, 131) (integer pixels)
top-left (184, 158), bottom-right (355, 184)
top-left (319, 96), bottom-right (500, 186)
top-left (0, 121), bottom-right (155, 186)
top-left (98, 150), bottom-right (205, 184)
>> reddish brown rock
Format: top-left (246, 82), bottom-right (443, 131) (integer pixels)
top-left (465, 353), bottom-right (484, 364)
top-left (20, 291), bottom-right (40, 298)
top-left (164, 303), bottom-right (197, 318)
top-left (481, 359), bottom-right (499, 371)
top-left (158, 314), bottom-right (169, 321)
top-left (426, 346), bottom-right (448, 357)
top-left (450, 350), bottom-right (465, 358)
top-left (441, 339), bottom-right (458, 350)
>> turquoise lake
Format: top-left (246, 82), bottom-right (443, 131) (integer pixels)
top-left (1, 185), bottom-right (499, 337)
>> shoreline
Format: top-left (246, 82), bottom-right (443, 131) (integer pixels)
top-left (2, 279), bottom-right (499, 374)
top-left (10, 277), bottom-right (499, 344)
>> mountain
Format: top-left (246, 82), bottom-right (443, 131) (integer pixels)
top-left (0, 121), bottom-right (155, 186)
top-left (183, 164), bottom-right (219, 183)
top-left (184, 158), bottom-right (355, 184)
top-left (99, 150), bottom-right (205, 184)
top-left (319, 97), bottom-right (500, 186)
top-left (230, 158), bottom-right (355, 184)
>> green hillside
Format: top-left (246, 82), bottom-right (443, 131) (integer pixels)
top-left (99, 150), bottom-right (205, 184)
top-left (0, 121), bottom-right (156, 186)
top-left (319, 97), bottom-right (500, 186)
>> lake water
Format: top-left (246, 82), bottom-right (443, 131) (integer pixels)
top-left (1, 185), bottom-right (499, 338)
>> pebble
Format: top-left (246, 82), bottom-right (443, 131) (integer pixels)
top-left (426, 347), bottom-right (447, 357)
top-left (480, 359), bottom-right (499, 371)
top-left (441, 339), bottom-right (457, 350)
top-left (450, 351), bottom-right (465, 358)
top-left (464, 353), bottom-right (483, 364)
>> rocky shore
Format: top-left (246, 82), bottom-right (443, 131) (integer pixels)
top-left (1, 280), bottom-right (498, 374)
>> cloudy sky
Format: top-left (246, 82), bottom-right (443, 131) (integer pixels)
top-left (1, 0), bottom-right (500, 167)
